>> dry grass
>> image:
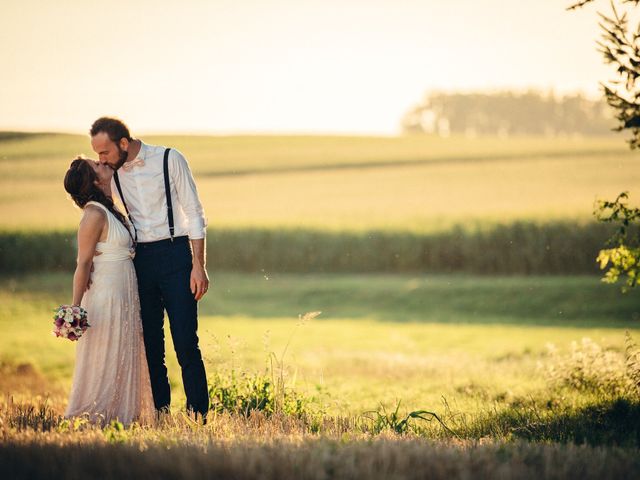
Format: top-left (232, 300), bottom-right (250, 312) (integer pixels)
top-left (1, 392), bottom-right (639, 480)
top-left (2, 436), bottom-right (639, 480)
top-left (0, 362), bottom-right (64, 398)
top-left (1, 309), bottom-right (640, 478)
top-left (0, 132), bottom-right (628, 178)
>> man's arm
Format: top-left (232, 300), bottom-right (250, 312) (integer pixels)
top-left (170, 149), bottom-right (210, 301)
top-left (190, 238), bottom-right (208, 301)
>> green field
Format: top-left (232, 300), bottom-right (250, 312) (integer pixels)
top-left (1, 132), bottom-right (638, 413)
top-left (2, 272), bottom-right (638, 413)
top-left (2, 272), bottom-right (640, 479)
top-left (2, 133), bottom-right (640, 477)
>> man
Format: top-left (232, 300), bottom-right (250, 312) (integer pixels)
top-left (90, 117), bottom-right (210, 420)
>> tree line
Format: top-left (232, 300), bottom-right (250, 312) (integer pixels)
top-left (401, 90), bottom-right (614, 137)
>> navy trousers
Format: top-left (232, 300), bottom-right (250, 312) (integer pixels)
top-left (133, 236), bottom-right (209, 417)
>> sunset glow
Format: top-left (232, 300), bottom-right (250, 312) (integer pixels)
top-left (0, 0), bottom-right (611, 134)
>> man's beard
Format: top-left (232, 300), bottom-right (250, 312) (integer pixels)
top-left (112, 145), bottom-right (128, 171)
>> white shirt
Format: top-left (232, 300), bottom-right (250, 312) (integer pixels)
top-left (110, 141), bottom-right (207, 242)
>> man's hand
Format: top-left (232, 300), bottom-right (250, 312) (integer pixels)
top-left (189, 238), bottom-right (208, 301)
top-left (86, 261), bottom-right (95, 290)
top-left (190, 263), bottom-right (209, 301)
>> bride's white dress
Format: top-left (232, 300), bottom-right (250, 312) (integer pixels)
top-left (64, 201), bottom-right (154, 426)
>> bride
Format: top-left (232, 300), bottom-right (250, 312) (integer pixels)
top-left (62, 156), bottom-right (154, 425)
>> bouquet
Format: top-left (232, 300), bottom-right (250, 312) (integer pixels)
top-left (52, 305), bottom-right (90, 341)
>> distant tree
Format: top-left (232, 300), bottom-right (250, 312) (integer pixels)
top-left (568, 0), bottom-right (640, 290)
top-left (401, 90), bottom-right (612, 137)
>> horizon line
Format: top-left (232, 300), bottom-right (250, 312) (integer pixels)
top-left (0, 128), bottom-right (404, 138)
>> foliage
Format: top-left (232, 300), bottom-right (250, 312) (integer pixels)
top-left (209, 312), bottom-right (323, 418)
top-left (544, 334), bottom-right (640, 398)
top-left (208, 369), bottom-right (313, 418)
top-left (362, 400), bottom-right (456, 436)
top-left (569, 0), bottom-right (640, 290)
top-left (489, 397), bottom-right (640, 446)
top-left (6, 397), bottom-right (60, 432)
top-left (208, 370), bottom-right (274, 416)
top-left (546, 333), bottom-right (640, 400)
top-left (595, 192), bottom-right (640, 289)
top-left (402, 90), bottom-right (613, 136)
top-left (0, 221), bottom-right (629, 275)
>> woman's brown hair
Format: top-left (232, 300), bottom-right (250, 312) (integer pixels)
top-left (63, 157), bottom-right (132, 239)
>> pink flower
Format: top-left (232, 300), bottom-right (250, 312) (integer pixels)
top-left (52, 304), bottom-right (89, 341)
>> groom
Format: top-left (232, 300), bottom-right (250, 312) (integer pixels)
top-left (90, 117), bottom-right (210, 419)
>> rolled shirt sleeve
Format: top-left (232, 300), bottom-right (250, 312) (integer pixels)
top-left (169, 149), bottom-right (207, 240)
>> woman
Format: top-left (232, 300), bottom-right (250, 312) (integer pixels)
top-left (63, 156), bottom-right (154, 426)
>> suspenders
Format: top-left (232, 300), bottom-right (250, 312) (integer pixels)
top-left (113, 147), bottom-right (175, 244)
top-left (162, 148), bottom-right (175, 240)
top-left (113, 171), bottom-right (137, 245)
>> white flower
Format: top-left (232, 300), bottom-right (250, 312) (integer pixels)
top-left (65, 307), bottom-right (73, 315)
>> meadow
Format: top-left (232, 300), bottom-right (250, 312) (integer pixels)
top-left (2, 132), bottom-right (639, 276)
top-left (1, 272), bottom-right (639, 478)
top-left (1, 132), bottom-right (640, 478)
top-left (2, 271), bottom-right (639, 408)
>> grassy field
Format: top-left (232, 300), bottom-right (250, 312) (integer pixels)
top-left (2, 133), bottom-right (640, 477)
top-left (1, 272), bottom-right (640, 478)
top-left (2, 272), bottom-right (638, 413)
top-left (1, 133), bottom-right (638, 231)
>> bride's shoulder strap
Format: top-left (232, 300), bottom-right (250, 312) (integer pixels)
top-left (80, 202), bottom-right (108, 230)
top-left (84, 201), bottom-right (109, 218)
top-left (85, 200), bottom-right (106, 211)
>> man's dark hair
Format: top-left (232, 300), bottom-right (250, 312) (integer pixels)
top-left (90, 117), bottom-right (132, 143)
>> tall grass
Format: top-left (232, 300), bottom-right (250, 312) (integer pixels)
top-left (2, 318), bottom-right (640, 476)
top-left (2, 356), bottom-right (640, 479)
top-left (0, 221), bottom-right (627, 274)
top-left (2, 436), bottom-right (639, 480)
top-left (545, 333), bottom-right (640, 397)
top-left (208, 313), bottom-right (325, 419)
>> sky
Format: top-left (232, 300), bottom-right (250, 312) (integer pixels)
top-left (0, 0), bottom-right (618, 135)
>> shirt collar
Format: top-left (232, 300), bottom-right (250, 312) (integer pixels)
top-left (135, 140), bottom-right (147, 161)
